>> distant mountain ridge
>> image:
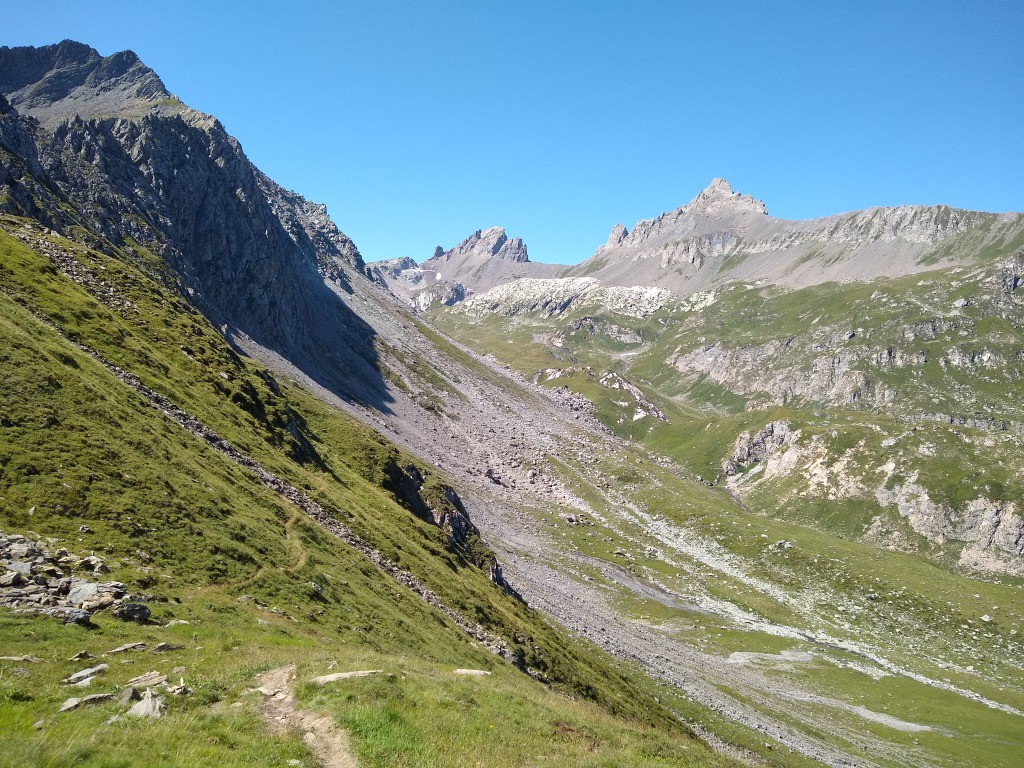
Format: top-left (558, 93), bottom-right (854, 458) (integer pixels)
top-left (373, 178), bottom-right (1024, 312)
top-left (368, 226), bottom-right (566, 309)
top-left (566, 178), bottom-right (1024, 294)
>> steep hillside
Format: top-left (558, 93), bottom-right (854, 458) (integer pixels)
top-left (0, 218), bottom-right (731, 768)
top-left (432, 206), bottom-right (1024, 767)
top-left (566, 178), bottom-right (1024, 293)
top-left (0, 40), bottom-right (380, 410)
top-left (0, 41), bottom-right (739, 768)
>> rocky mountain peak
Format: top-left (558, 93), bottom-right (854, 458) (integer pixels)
top-left (370, 225), bottom-right (564, 303)
top-left (429, 226), bottom-right (530, 264)
top-left (0, 39), bottom-right (368, 381)
top-left (606, 223), bottom-right (629, 246)
top-left (0, 40), bottom-right (174, 128)
top-left (684, 177), bottom-right (768, 217)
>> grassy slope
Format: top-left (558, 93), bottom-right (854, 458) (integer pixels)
top-left (430, 261), bottom-right (1024, 767)
top-left (0, 218), bottom-right (733, 767)
top-left (433, 262), bottom-right (1024, 549)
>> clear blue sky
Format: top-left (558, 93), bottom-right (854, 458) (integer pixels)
top-left (5, 1), bottom-right (1023, 263)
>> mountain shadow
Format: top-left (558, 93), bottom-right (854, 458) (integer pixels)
top-left (0, 40), bottom-right (393, 414)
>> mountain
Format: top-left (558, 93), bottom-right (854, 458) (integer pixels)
top-left (369, 226), bottom-right (566, 308)
top-left (0, 41), bottom-right (737, 768)
top-left (0, 39), bottom-right (172, 127)
top-left (437, 182), bottom-right (1024, 580)
top-left (3, 41), bottom-right (1024, 768)
top-left (0, 41), bottom-right (389, 415)
top-left (566, 178), bottom-right (1024, 294)
top-left (431, 182), bottom-right (1024, 767)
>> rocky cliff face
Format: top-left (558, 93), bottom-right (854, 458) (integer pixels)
top-left (568, 178), bottom-right (1024, 294)
top-left (0, 41), bottom-right (384, 406)
top-left (726, 425), bottom-right (1024, 575)
top-left (456, 277), bottom-right (673, 319)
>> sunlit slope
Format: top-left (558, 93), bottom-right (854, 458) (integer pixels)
top-left (431, 247), bottom-right (1024, 767)
top-left (0, 218), bottom-right (731, 768)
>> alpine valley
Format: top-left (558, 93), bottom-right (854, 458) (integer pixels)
top-left (1, 41), bottom-right (1022, 768)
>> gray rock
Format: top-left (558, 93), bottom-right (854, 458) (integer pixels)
top-left (150, 642), bottom-right (183, 653)
top-left (66, 582), bottom-right (100, 607)
top-left (312, 669), bottom-right (383, 686)
top-left (125, 671), bottom-right (167, 687)
top-left (728, 421), bottom-right (791, 471)
top-left (0, 570), bottom-right (25, 587)
top-left (605, 223), bottom-right (629, 247)
top-left (112, 602), bottom-right (151, 623)
top-left (59, 693), bottom-right (113, 713)
top-left (80, 592), bottom-right (115, 611)
top-left (62, 663), bottom-right (108, 685)
top-left (9, 540), bottom-right (38, 559)
top-left (117, 687), bottom-right (141, 706)
top-left (125, 689), bottom-right (166, 718)
top-left (78, 556), bottom-right (108, 573)
top-left (63, 609), bottom-right (91, 625)
top-left (107, 642), bottom-right (146, 654)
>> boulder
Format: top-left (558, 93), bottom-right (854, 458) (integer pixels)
top-left (80, 592), bottom-right (115, 611)
top-left (58, 693), bottom-right (113, 712)
top-left (112, 602), bottom-right (151, 623)
top-left (311, 669), bottom-right (382, 686)
top-left (78, 556), bottom-right (108, 573)
top-left (117, 687), bottom-right (141, 706)
top-left (63, 609), bottom-right (91, 625)
top-left (62, 663), bottom-right (108, 685)
top-left (66, 582), bottom-right (100, 607)
top-left (0, 570), bottom-right (25, 587)
top-left (125, 689), bottom-right (166, 718)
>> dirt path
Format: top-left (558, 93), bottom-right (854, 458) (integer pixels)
top-left (255, 665), bottom-right (358, 768)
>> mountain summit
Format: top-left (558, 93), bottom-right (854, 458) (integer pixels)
top-left (368, 226), bottom-right (567, 308)
top-left (429, 227), bottom-right (530, 265)
top-left (569, 178), bottom-right (1024, 294)
top-left (0, 40), bottom-right (175, 127)
top-left (684, 177), bottom-right (768, 217)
